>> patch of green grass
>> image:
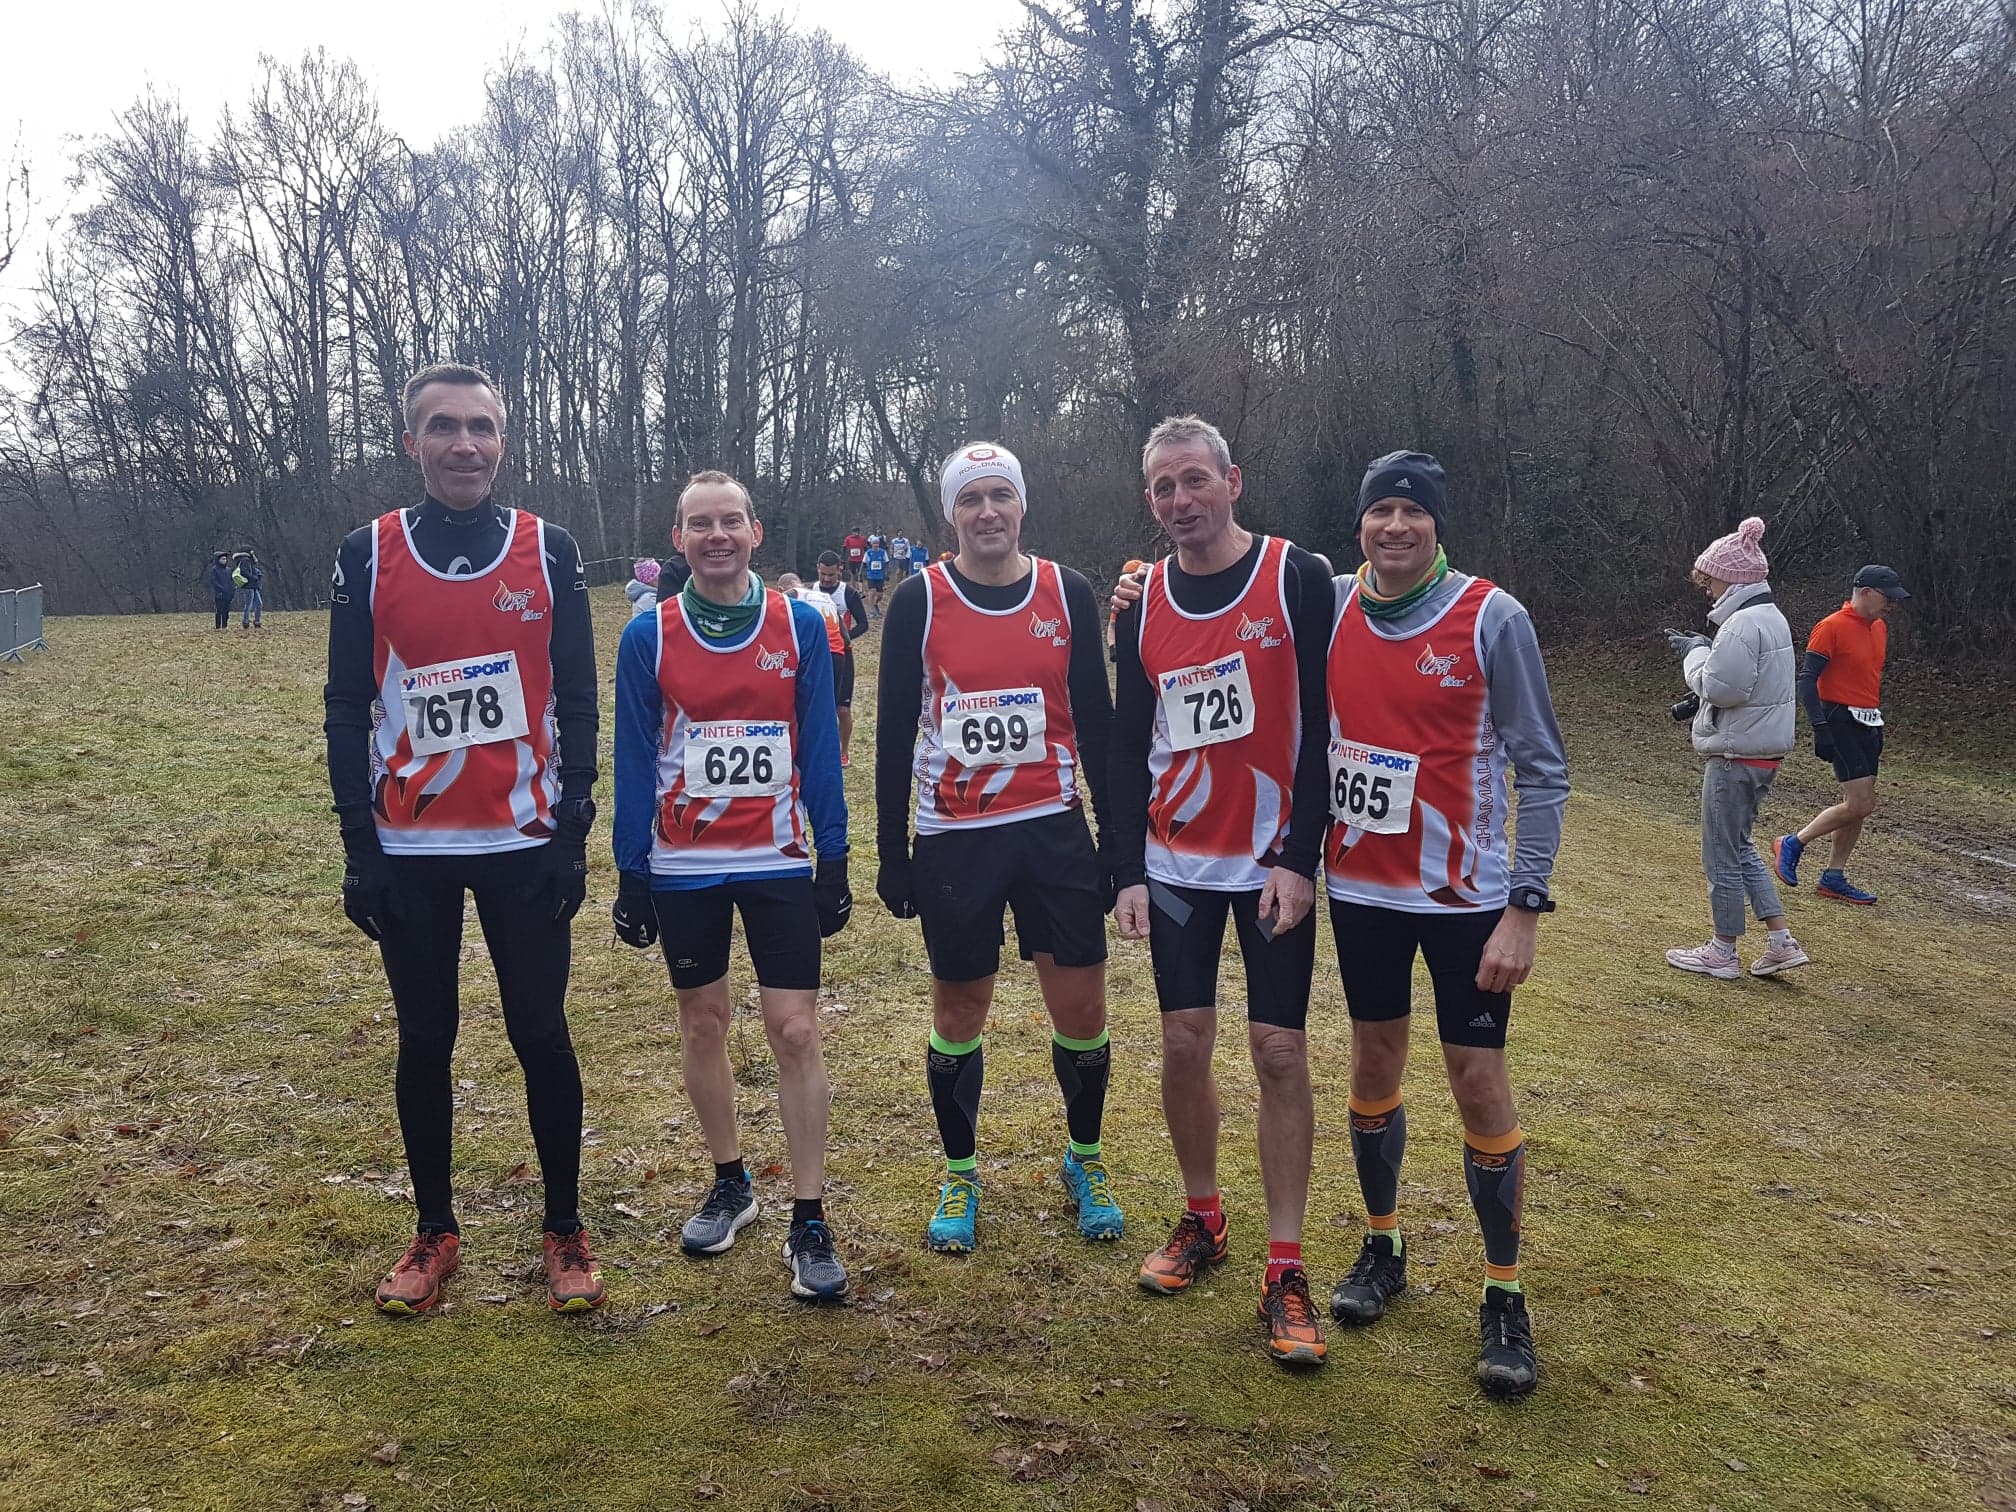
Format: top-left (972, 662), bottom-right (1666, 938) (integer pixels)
top-left (1, 599), bottom-right (2012, 1510)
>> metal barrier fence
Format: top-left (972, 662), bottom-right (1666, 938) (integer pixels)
top-left (2, 583), bottom-right (48, 662)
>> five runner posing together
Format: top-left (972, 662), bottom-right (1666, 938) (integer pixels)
top-left (328, 369), bottom-right (1566, 1397)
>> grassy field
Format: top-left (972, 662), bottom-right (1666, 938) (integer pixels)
top-left (1, 592), bottom-right (2012, 1512)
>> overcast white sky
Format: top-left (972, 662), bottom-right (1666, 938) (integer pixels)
top-left (0, 0), bottom-right (1026, 304)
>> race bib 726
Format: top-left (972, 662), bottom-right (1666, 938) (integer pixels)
top-left (1158, 653), bottom-right (1256, 751)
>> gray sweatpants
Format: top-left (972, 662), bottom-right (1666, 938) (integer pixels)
top-left (1701, 758), bottom-right (1784, 938)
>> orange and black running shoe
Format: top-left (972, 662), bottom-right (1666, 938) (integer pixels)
top-left (375, 1230), bottom-right (460, 1316)
top-left (1138, 1211), bottom-right (1228, 1295)
top-left (543, 1226), bottom-right (607, 1313)
top-left (1258, 1268), bottom-right (1328, 1367)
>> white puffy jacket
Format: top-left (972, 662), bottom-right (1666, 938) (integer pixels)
top-left (1684, 580), bottom-right (1796, 759)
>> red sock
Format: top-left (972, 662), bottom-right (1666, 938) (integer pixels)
top-left (1186, 1192), bottom-right (1224, 1231)
top-left (1266, 1241), bottom-right (1303, 1285)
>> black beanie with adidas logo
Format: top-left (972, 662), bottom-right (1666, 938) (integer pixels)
top-left (1355, 451), bottom-right (1447, 538)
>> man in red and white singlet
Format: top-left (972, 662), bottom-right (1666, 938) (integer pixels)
top-left (1320, 451), bottom-right (1568, 1400)
top-left (609, 473), bottom-right (853, 1303)
top-left (1108, 415), bottom-right (1336, 1368)
top-left (323, 363), bottom-right (605, 1317)
top-left (874, 443), bottom-right (1122, 1254)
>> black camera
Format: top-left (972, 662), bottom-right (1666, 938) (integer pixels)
top-left (1670, 692), bottom-right (1700, 722)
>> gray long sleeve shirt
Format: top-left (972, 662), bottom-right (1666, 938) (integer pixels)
top-left (1336, 570), bottom-right (1570, 899)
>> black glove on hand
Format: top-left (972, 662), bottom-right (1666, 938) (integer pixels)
top-left (1814, 716), bottom-right (1837, 761)
top-left (877, 851), bottom-right (917, 920)
top-left (611, 871), bottom-right (658, 949)
top-left (539, 797), bottom-right (595, 924)
top-left (814, 854), bottom-right (852, 938)
top-left (340, 823), bottom-right (399, 942)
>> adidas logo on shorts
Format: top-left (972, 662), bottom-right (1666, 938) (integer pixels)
top-left (1468, 1012), bottom-right (1496, 1029)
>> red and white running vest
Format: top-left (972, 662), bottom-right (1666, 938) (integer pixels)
top-left (369, 508), bottom-right (558, 854)
top-left (799, 583), bottom-right (848, 653)
top-left (1324, 574), bottom-right (1511, 911)
top-left (648, 589), bottom-right (809, 878)
top-left (913, 558), bottom-right (1082, 833)
top-left (1137, 536), bottom-right (1300, 891)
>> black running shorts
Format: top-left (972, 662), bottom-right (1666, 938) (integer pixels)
top-left (911, 808), bottom-right (1108, 983)
top-left (1826, 712), bottom-right (1883, 783)
top-left (1329, 899), bottom-right (1511, 1049)
top-left (832, 651), bottom-right (856, 708)
top-left (1146, 880), bottom-right (1316, 1031)
top-left (650, 876), bottom-right (822, 991)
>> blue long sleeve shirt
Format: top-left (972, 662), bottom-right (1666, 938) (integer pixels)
top-left (613, 596), bottom-right (847, 889)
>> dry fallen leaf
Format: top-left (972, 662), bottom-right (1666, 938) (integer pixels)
top-left (369, 1442), bottom-right (400, 1465)
top-left (1476, 1464), bottom-right (1511, 1479)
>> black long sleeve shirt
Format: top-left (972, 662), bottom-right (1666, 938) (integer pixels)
top-left (875, 560), bottom-right (1115, 859)
top-left (1108, 536), bottom-right (1334, 889)
top-left (322, 496), bottom-right (600, 823)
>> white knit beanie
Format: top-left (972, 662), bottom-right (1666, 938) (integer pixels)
top-left (939, 443), bottom-right (1026, 521)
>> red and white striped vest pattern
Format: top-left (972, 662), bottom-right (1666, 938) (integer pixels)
top-left (368, 507), bottom-right (558, 855)
top-left (1137, 535), bottom-right (1300, 891)
top-left (913, 558), bottom-right (1082, 833)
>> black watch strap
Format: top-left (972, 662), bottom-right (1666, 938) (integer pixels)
top-left (1510, 888), bottom-right (1555, 913)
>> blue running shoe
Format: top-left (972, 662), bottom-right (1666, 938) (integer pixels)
top-left (926, 1174), bottom-right (980, 1252)
top-left (1772, 834), bottom-right (1803, 888)
top-left (782, 1219), bottom-right (849, 1302)
top-left (1061, 1151), bottom-right (1125, 1241)
top-left (1816, 870), bottom-right (1877, 905)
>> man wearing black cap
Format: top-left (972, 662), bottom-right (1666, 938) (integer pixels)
top-left (1318, 450), bottom-right (1569, 1399)
top-left (1773, 565), bottom-right (1909, 906)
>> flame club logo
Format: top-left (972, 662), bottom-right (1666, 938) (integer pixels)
top-left (754, 645), bottom-right (795, 675)
top-left (1029, 610), bottom-right (1065, 644)
top-left (1236, 612), bottom-right (1283, 648)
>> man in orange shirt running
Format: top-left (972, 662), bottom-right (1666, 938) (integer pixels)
top-left (1773, 565), bottom-right (1909, 905)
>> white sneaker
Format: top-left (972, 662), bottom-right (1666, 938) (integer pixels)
top-left (1749, 937), bottom-right (1811, 977)
top-left (1665, 941), bottom-right (1740, 979)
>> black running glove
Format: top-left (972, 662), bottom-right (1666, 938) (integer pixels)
top-left (340, 822), bottom-right (399, 941)
top-left (814, 854), bottom-right (853, 938)
top-left (877, 849), bottom-right (917, 920)
top-left (1813, 706), bottom-right (1839, 761)
top-left (611, 872), bottom-right (658, 949)
top-left (539, 797), bottom-right (595, 924)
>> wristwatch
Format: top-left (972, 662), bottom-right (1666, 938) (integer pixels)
top-left (1509, 887), bottom-right (1555, 914)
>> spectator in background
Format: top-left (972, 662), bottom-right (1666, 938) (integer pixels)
top-left (208, 551), bottom-right (236, 630)
top-left (235, 548), bottom-right (265, 629)
top-left (1662, 517), bottom-right (1809, 981)
top-left (660, 549), bottom-right (692, 596)
top-left (626, 557), bottom-right (662, 618)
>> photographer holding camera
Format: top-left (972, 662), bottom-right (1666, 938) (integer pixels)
top-left (1662, 517), bottom-right (1811, 980)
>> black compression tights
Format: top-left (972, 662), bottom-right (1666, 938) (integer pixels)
top-left (377, 849), bottom-right (583, 1234)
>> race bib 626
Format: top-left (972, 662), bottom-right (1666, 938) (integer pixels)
top-left (684, 721), bottom-right (793, 797)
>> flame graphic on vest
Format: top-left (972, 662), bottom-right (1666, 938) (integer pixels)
top-left (754, 645), bottom-right (791, 673)
top-left (1029, 610), bottom-right (1063, 640)
top-left (493, 581), bottom-right (535, 614)
top-left (1236, 612), bottom-right (1275, 643)
top-left (1416, 644), bottom-right (1460, 678)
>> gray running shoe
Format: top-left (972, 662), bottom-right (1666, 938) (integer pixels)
top-left (681, 1176), bottom-right (758, 1255)
top-left (782, 1219), bottom-right (849, 1301)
